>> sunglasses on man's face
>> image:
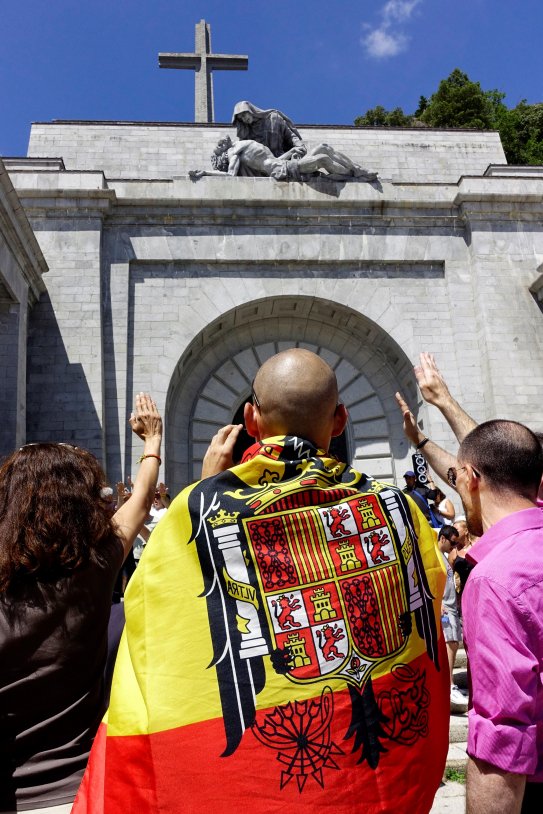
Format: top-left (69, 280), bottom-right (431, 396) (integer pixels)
top-left (447, 465), bottom-right (480, 488)
top-left (251, 380), bottom-right (261, 411)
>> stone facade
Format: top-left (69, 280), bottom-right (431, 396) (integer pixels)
top-left (0, 158), bottom-right (47, 456)
top-left (4, 122), bottom-right (543, 492)
top-left (27, 121), bottom-right (504, 183)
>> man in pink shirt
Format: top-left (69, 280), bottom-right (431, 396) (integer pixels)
top-left (449, 420), bottom-right (543, 813)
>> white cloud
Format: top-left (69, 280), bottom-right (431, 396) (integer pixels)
top-left (362, 0), bottom-right (422, 59)
top-left (364, 28), bottom-right (408, 59)
top-left (382, 0), bottom-right (422, 24)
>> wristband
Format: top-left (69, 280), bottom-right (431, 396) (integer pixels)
top-left (416, 438), bottom-right (429, 450)
top-left (138, 453), bottom-right (162, 465)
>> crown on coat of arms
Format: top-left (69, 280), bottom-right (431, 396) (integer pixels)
top-left (208, 509), bottom-right (240, 527)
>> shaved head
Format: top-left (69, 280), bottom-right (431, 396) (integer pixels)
top-left (459, 419), bottom-right (543, 500)
top-left (251, 349), bottom-right (340, 445)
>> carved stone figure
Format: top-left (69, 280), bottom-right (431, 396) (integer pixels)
top-left (191, 135), bottom-right (378, 182)
top-left (232, 101), bottom-right (307, 165)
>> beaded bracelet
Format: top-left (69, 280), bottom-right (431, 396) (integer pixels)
top-left (138, 453), bottom-right (162, 465)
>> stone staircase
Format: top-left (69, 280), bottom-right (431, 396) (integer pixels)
top-left (446, 646), bottom-right (468, 770)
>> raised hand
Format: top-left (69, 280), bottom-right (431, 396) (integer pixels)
top-left (202, 424), bottom-right (244, 479)
top-left (114, 394), bottom-right (162, 558)
top-left (395, 392), bottom-right (424, 446)
top-left (414, 353), bottom-right (451, 408)
top-left (129, 393), bottom-right (162, 442)
top-left (414, 353), bottom-right (477, 442)
top-left (394, 391), bottom-right (459, 485)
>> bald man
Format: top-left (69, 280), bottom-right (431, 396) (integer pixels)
top-left (76, 350), bottom-right (449, 814)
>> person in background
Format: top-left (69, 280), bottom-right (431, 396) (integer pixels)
top-left (402, 469), bottom-right (438, 523)
top-left (449, 519), bottom-right (476, 613)
top-left (0, 393), bottom-right (162, 814)
top-left (430, 486), bottom-right (455, 526)
top-left (437, 525), bottom-right (467, 714)
top-left (134, 482), bottom-right (172, 560)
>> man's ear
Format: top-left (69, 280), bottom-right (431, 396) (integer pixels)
top-left (331, 403), bottom-right (348, 438)
top-left (466, 464), bottom-right (481, 493)
top-left (244, 402), bottom-right (261, 440)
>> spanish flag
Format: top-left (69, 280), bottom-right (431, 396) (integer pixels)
top-left (74, 437), bottom-right (448, 814)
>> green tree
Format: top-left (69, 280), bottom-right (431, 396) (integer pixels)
top-left (353, 69), bottom-right (543, 166)
top-left (508, 102), bottom-right (543, 164)
top-left (420, 69), bottom-right (497, 129)
top-left (413, 95), bottom-right (428, 118)
top-left (354, 105), bottom-right (412, 127)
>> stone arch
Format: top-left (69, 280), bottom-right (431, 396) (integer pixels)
top-left (165, 296), bottom-right (419, 491)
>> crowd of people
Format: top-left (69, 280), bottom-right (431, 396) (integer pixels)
top-left (0, 352), bottom-right (541, 813)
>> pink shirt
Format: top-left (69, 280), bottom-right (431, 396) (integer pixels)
top-left (463, 507), bottom-right (543, 780)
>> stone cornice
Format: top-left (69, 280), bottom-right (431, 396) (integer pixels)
top-left (8, 170), bottom-right (116, 218)
top-left (0, 158), bottom-right (48, 303)
top-left (9, 168), bottom-right (543, 226)
top-left (455, 175), bottom-right (543, 203)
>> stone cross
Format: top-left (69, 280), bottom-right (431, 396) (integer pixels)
top-left (159, 20), bottom-right (248, 123)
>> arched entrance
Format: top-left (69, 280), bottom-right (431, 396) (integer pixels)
top-left (165, 297), bottom-right (418, 492)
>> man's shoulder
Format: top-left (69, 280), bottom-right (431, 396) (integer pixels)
top-left (467, 526), bottom-right (543, 602)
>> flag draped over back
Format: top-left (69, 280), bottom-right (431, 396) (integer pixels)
top-left (74, 437), bottom-right (449, 814)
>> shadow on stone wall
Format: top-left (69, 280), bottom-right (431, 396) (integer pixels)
top-left (0, 302), bottom-right (18, 457)
top-left (26, 293), bottom-right (103, 459)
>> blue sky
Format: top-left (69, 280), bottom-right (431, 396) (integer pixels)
top-left (2, 0), bottom-right (542, 156)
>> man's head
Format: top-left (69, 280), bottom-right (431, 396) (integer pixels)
top-left (403, 470), bottom-right (416, 489)
top-left (437, 524), bottom-right (459, 553)
top-left (451, 419), bottom-right (543, 536)
top-left (244, 349), bottom-right (347, 450)
top-left (211, 136), bottom-right (232, 172)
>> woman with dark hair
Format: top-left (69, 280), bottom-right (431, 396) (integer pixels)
top-left (0, 393), bottom-right (162, 814)
top-left (430, 485), bottom-right (455, 526)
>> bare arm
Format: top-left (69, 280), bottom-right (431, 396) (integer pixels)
top-left (201, 424), bottom-right (243, 479)
top-left (189, 169), bottom-right (227, 179)
top-left (395, 391), bottom-right (458, 484)
top-left (415, 352), bottom-right (477, 442)
top-left (115, 481), bottom-right (126, 512)
top-left (466, 757), bottom-right (525, 814)
top-left (278, 147), bottom-right (298, 161)
top-left (113, 393), bottom-right (162, 559)
top-left (439, 497), bottom-right (456, 520)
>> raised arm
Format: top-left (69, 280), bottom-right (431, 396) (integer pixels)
top-left (395, 391), bottom-right (458, 485)
top-left (415, 352), bottom-right (477, 442)
top-left (113, 393), bottom-right (163, 559)
top-left (115, 481), bottom-right (127, 512)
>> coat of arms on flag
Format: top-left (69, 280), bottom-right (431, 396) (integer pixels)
top-left (244, 493), bottom-right (408, 689)
top-left (201, 446), bottom-right (441, 765)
